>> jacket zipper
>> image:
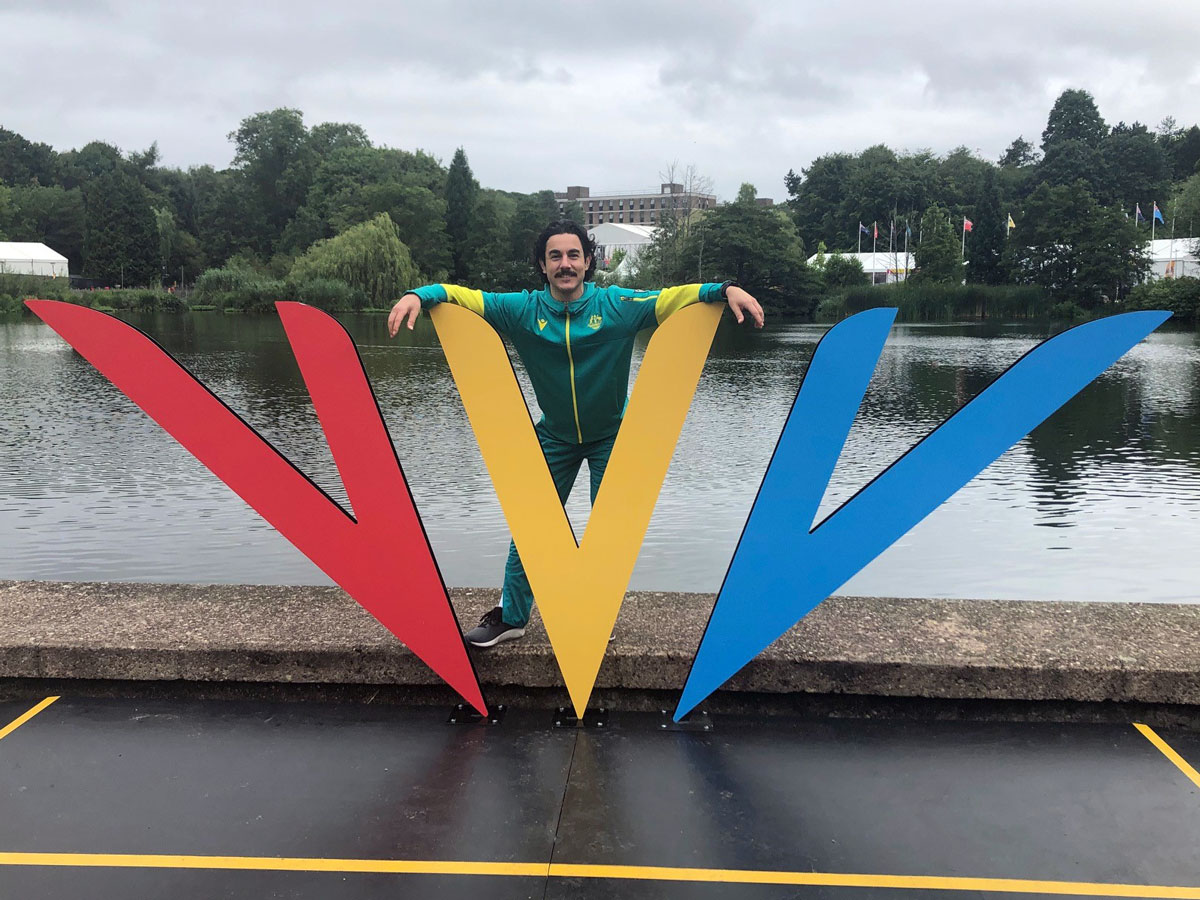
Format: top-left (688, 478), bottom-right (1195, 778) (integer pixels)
top-left (565, 312), bottom-right (583, 443)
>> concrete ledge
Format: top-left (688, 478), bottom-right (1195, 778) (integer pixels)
top-left (2, 580), bottom-right (1199, 711)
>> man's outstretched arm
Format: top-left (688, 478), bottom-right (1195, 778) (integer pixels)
top-left (388, 284), bottom-right (525, 337)
top-left (722, 284), bottom-right (765, 328)
top-left (644, 282), bottom-right (765, 329)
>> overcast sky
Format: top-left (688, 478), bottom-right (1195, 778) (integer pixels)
top-left (4, 0), bottom-right (1200, 201)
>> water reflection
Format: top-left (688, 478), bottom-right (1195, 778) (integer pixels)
top-left (1, 311), bottom-right (1197, 603)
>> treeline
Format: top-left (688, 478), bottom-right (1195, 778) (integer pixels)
top-left (783, 89), bottom-right (1200, 313)
top-left (0, 108), bottom-right (579, 305)
top-left (2, 90), bottom-right (1200, 322)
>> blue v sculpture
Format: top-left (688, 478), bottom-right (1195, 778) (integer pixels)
top-left (676, 308), bottom-right (1171, 719)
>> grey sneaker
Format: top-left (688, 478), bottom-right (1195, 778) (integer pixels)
top-left (465, 607), bottom-right (525, 648)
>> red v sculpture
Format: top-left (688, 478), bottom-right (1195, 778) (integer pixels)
top-left (27, 300), bottom-right (485, 714)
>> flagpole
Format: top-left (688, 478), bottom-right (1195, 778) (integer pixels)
top-left (1152, 203), bottom-right (1156, 242)
top-left (903, 223), bottom-right (909, 282)
top-left (858, 223), bottom-right (862, 255)
top-left (872, 222), bottom-right (877, 283)
top-left (889, 219), bottom-right (895, 283)
top-left (1171, 199), bottom-right (1177, 276)
top-left (961, 217), bottom-right (966, 258)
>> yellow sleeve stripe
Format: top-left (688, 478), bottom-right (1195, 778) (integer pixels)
top-left (654, 285), bottom-right (703, 324)
top-left (441, 285), bottom-right (486, 316)
top-left (618, 291), bottom-right (658, 304)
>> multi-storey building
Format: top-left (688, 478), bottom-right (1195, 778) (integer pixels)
top-left (555, 183), bottom-right (717, 228)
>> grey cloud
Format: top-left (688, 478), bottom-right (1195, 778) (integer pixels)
top-left (4, 0), bottom-right (1200, 200)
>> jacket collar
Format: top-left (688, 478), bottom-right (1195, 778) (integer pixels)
top-left (541, 281), bottom-right (596, 316)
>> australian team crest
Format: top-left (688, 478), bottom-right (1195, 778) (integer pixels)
top-left (587, 314), bottom-right (602, 329)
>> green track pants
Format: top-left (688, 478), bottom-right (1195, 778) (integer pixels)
top-left (500, 422), bottom-right (617, 627)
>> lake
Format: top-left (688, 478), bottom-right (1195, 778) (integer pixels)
top-left (2, 309), bottom-right (1197, 603)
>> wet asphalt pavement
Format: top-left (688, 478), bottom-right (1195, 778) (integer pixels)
top-left (2, 696), bottom-right (1199, 899)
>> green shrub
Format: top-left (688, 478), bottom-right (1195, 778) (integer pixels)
top-left (1125, 277), bottom-right (1200, 324)
top-left (194, 267), bottom-right (260, 296)
top-left (818, 282), bottom-right (1050, 321)
top-left (0, 273), bottom-right (73, 303)
top-left (83, 288), bottom-right (184, 312)
top-left (287, 277), bottom-right (368, 312)
top-left (1047, 300), bottom-right (1086, 320)
top-left (823, 253), bottom-right (870, 288)
top-left (0, 293), bottom-right (18, 314)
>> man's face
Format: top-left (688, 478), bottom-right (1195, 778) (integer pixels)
top-left (540, 233), bottom-right (590, 297)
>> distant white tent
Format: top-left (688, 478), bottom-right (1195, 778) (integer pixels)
top-left (0, 242), bottom-right (69, 277)
top-left (1146, 238), bottom-right (1199, 280)
top-left (807, 250), bottom-right (915, 284)
top-left (589, 223), bottom-right (655, 276)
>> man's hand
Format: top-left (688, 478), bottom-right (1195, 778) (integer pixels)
top-left (388, 293), bottom-right (422, 337)
top-left (726, 285), bottom-right (765, 328)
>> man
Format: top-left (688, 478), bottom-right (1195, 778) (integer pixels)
top-left (389, 220), bottom-right (764, 647)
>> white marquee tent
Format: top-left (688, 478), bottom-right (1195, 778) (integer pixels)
top-left (807, 250), bottom-right (915, 284)
top-left (590, 223), bottom-right (655, 276)
top-left (0, 242), bottom-right (69, 277)
top-left (1146, 238), bottom-right (1200, 280)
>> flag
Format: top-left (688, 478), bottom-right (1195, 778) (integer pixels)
top-left (905, 224), bottom-right (912, 237)
top-left (1153, 202), bottom-right (1165, 224)
top-left (1007, 214), bottom-right (1016, 231)
top-left (859, 222), bottom-right (870, 235)
top-left (1136, 204), bottom-right (1146, 223)
top-left (963, 218), bottom-right (974, 232)
top-left (873, 222), bottom-right (878, 239)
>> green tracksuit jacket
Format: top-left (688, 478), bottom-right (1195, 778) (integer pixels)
top-left (409, 281), bottom-right (726, 444)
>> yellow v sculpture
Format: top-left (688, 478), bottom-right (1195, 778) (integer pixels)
top-left (431, 302), bottom-right (722, 717)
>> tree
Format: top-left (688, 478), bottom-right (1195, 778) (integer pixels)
top-left (938, 146), bottom-right (991, 213)
top-left (445, 148), bottom-right (478, 281)
top-left (0, 183), bottom-right (12, 240)
top-left (645, 162), bottom-right (712, 282)
top-left (57, 141), bottom-right (124, 190)
top-left (1039, 139), bottom-right (1110, 198)
top-left (5, 184), bottom-right (86, 271)
top-left (82, 169), bottom-right (158, 285)
top-left (1010, 181), bottom-right (1148, 306)
top-left (1041, 89), bottom-right (1107, 153)
top-left (786, 152), bottom-right (854, 251)
top-left (1104, 122), bottom-right (1170, 211)
top-left (307, 122), bottom-right (371, 157)
top-left (507, 190), bottom-right (560, 263)
top-left (965, 169), bottom-right (1007, 285)
top-left (823, 253), bottom-right (869, 288)
top-left (689, 188), bottom-right (818, 315)
top-left (190, 165), bottom-right (246, 268)
top-left (0, 127), bottom-right (58, 186)
top-left (289, 213), bottom-right (419, 308)
top-left (562, 199), bottom-right (585, 226)
top-left (999, 137), bottom-right (1039, 168)
top-left (228, 108), bottom-right (313, 253)
top-left (467, 191), bottom-right (513, 284)
top-left (285, 145), bottom-right (451, 278)
top-left (912, 205), bottom-right (961, 283)
top-left (154, 206), bottom-right (177, 276)
top-left (1170, 125), bottom-right (1200, 180)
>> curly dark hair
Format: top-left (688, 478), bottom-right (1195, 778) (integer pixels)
top-left (531, 219), bottom-right (597, 283)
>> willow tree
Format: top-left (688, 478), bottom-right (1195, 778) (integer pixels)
top-left (289, 212), bottom-right (419, 308)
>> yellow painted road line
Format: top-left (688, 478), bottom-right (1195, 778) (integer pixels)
top-left (0, 696), bottom-right (59, 741)
top-left (1135, 723), bottom-right (1200, 791)
top-left (0, 853), bottom-right (547, 877)
top-left (553, 864), bottom-right (1200, 896)
top-left (1, 854), bottom-right (1199, 897)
